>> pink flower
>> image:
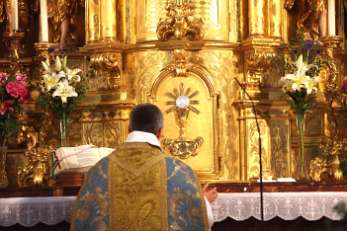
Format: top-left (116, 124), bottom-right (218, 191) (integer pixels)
top-left (0, 72), bottom-right (8, 85)
top-left (15, 73), bottom-right (27, 82)
top-left (5, 80), bottom-right (29, 102)
top-left (0, 101), bottom-right (14, 115)
top-left (342, 78), bottom-right (347, 92)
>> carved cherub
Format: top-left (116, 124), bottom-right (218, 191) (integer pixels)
top-left (285, 0), bottom-right (327, 40)
top-left (47, 0), bottom-right (84, 49)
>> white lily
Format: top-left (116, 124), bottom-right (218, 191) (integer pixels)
top-left (41, 60), bottom-right (51, 72)
top-left (303, 76), bottom-right (319, 94)
top-left (295, 55), bottom-right (312, 77)
top-left (52, 79), bottom-right (78, 103)
top-left (43, 73), bottom-right (61, 91)
top-left (66, 68), bottom-right (81, 82)
top-left (55, 56), bottom-right (62, 72)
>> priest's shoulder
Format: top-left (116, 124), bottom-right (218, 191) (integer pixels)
top-left (163, 154), bottom-right (194, 172)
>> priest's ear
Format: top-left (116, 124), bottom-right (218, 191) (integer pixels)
top-left (156, 127), bottom-right (163, 139)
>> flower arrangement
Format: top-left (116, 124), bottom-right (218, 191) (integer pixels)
top-left (278, 39), bottom-right (328, 179)
top-left (39, 56), bottom-right (87, 146)
top-left (280, 54), bottom-right (320, 113)
top-left (0, 72), bottom-right (29, 146)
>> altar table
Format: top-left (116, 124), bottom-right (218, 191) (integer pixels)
top-left (1, 192), bottom-right (347, 228)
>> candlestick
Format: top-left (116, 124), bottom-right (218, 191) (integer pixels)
top-left (39, 0), bottom-right (49, 42)
top-left (328, 0), bottom-right (336, 36)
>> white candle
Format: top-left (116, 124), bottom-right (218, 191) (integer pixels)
top-left (10, 0), bottom-right (18, 31)
top-left (39, 0), bottom-right (49, 42)
top-left (328, 0), bottom-right (336, 36)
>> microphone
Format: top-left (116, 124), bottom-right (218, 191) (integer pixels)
top-left (234, 77), bottom-right (264, 222)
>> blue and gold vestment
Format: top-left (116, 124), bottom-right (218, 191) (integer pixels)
top-left (70, 142), bottom-right (208, 231)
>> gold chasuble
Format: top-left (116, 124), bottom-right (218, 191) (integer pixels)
top-left (70, 143), bottom-right (209, 231)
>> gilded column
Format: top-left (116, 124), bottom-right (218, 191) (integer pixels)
top-left (100, 0), bottom-right (117, 41)
top-left (269, 0), bottom-right (282, 38)
top-left (228, 0), bottom-right (239, 42)
top-left (327, 0), bottom-right (336, 36)
top-left (86, 0), bottom-right (101, 43)
top-left (116, 0), bottom-right (126, 42)
top-left (10, 0), bottom-right (19, 32)
top-left (39, 0), bottom-right (49, 42)
top-left (248, 0), bottom-right (265, 36)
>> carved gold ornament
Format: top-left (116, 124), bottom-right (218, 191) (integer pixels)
top-left (163, 83), bottom-right (203, 159)
top-left (165, 49), bottom-right (191, 77)
top-left (309, 141), bottom-right (346, 182)
top-left (16, 114), bottom-right (55, 187)
top-left (157, 0), bottom-right (203, 41)
top-left (90, 54), bottom-right (121, 90)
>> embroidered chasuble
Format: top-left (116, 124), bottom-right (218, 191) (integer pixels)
top-left (70, 142), bottom-right (209, 231)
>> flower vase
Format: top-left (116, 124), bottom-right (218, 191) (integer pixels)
top-left (0, 146), bottom-right (8, 188)
top-left (59, 111), bottom-right (69, 147)
top-left (296, 112), bottom-right (306, 179)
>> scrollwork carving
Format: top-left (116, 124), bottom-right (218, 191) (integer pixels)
top-left (157, 0), bottom-right (203, 41)
top-left (81, 107), bottom-right (128, 148)
top-left (163, 49), bottom-right (192, 77)
top-left (309, 141), bottom-right (345, 182)
top-left (16, 113), bottom-right (55, 187)
top-left (245, 48), bottom-right (276, 86)
top-left (89, 54), bottom-right (121, 91)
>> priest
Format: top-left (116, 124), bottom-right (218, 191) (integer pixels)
top-left (70, 103), bottom-right (212, 231)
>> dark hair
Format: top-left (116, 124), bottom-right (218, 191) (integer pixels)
top-left (129, 103), bottom-right (163, 135)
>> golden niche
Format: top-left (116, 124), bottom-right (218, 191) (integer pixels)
top-left (162, 82), bottom-right (204, 159)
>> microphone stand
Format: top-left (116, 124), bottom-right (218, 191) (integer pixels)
top-left (234, 78), bottom-right (264, 223)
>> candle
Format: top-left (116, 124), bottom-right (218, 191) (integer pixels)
top-left (39, 0), bottom-right (49, 42)
top-left (328, 0), bottom-right (336, 36)
top-left (10, 0), bottom-right (18, 31)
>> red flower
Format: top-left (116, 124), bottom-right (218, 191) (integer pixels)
top-left (0, 100), bottom-right (14, 115)
top-left (5, 80), bottom-right (29, 102)
top-left (0, 72), bottom-right (8, 85)
top-left (342, 78), bottom-right (347, 92)
top-left (15, 73), bottom-right (27, 82)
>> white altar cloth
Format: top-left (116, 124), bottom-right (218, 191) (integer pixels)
top-left (0, 196), bottom-right (75, 227)
top-left (212, 192), bottom-right (347, 222)
top-left (1, 192), bottom-right (347, 227)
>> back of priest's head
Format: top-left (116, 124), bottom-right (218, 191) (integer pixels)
top-left (129, 103), bottom-right (163, 135)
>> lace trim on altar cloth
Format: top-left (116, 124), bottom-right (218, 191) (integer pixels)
top-left (211, 192), bottom-right (347, 222)
top-left (0, 197), bottom-right (75, 227)
top-left (2, 192), bottom-right (347, 227)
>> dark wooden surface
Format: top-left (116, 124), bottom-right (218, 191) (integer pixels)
top-left (1, 217), bottom-right (346, 231)
top-left (212, 217), bottom-right (347, 231)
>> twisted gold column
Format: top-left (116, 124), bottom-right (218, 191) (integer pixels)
top-left (86, 0), bottom-right (117, 43)
top-left (86, 0), bottom-right (101, 43)
top-left (100, 0), bottom-right (117, 40)
top-left (248, 0), bottom-right (265, 36)
top-left (269, 0), bottom-right (282, 38)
